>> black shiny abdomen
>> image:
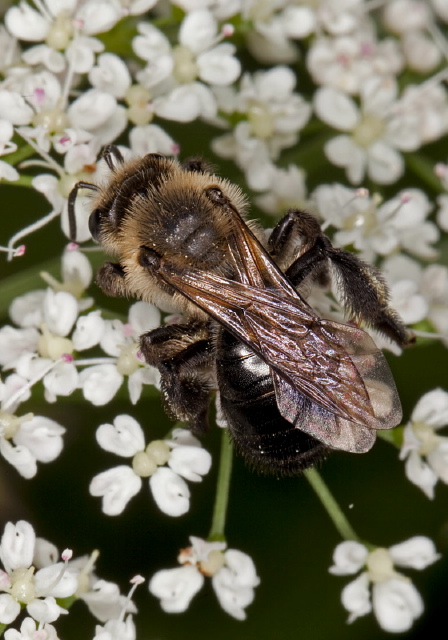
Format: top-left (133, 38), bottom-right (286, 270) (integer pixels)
top-left (216, 329), bottom-right (329, 475)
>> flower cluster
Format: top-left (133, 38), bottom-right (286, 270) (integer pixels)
top-left (90, 417), bottom-right (212, 516)
top-left (330, 537), bottom-right (440, 633)
top-left (149, 536), bottom-right (260, 620)
top-left (0, 520), bottom-right (138, 638)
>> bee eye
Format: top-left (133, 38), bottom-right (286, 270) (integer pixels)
top-left (206, 187), bottom-right (227, 205)
top-left (89, 208), bottom-right (103, 241)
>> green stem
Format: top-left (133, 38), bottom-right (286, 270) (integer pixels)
top-left (3, 144), bottom-right (36, 166)
top-left (208, 430), bottom-right (233, 541)
top-left (405, 153), bottom-right (444, 193)
top-left (0, 622), bottom-right (6, 637)
top-left (304, 467), bottom-right (360, 541)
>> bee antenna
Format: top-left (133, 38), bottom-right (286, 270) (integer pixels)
top-left (67, 181), bottom-right (100, 241)
top-left (102, 145), bottom-right (125, 172)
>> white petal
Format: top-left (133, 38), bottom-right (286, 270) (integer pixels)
top-left (329, 541), bottom-right (369, 575)
top-left (314, 87), bottom-right (359, 131)
top-left (153, 86), bottom-right (202, 122)
top-left (43, 362), bottom-right (78, 397)
top-left (212, 570), bottom-right (255, 620)
top-left (0, 594), bottom-right (21, 625)
top-left (13, 416), bottom-right (65, 463)
top-left (128, 301), bottom-right (161, 335)
top-left (89, 466), bottom-right (142, 516)
top-left (197, 45), bottom-right (241, 85)
top-left (149, 566), bottom-right (204, 612)
top-left (0, 326), bottom-right (39, 369)
top-left (324, 135), bottom-right (366, 184)
top-left (179, 10), bottom-right (217, 53)
top-left (9, 291), bottom-right (45, 329)
top-left (43, 289), bottom-right (78, 337)
top-left (75, 0), bottom-right (123, 35)
top-left (68, 89), bottom-right (117, 131)
top-left (411, 388), bottom-right (448, 428)
top-left (128, 366), bottom-right (160, 405)
top-left (96, 415), bottom-right (145, 457)
top-left (5, 3), bottom-right (50, 41)
top-left (26, 596), bottom-right (66, 623)
top-left (389, 537), bottom-right (440, 569)
top-left (168, 446), bottom-right (212, 482)
top-left (88, 53), bottom-right (131, 98)
top-left (427, 440), bottom-right (448, 483)
top-left (72, 312), bottom-right (104, 351)
top-left (79, 365), bottom-right (123, 405)
top-left (149, 467), bottom-right (190, 516)
top-left (0, 520), bottom-right (35, 573)
top-left (366, 141), bottom-right (404, 185)
top-left (34, 564), bottom-right (77, 598)
top-left (0, 90), bottom-right (34, 125)
top-left (80, 579), bottom-right (136, 623)
top-left (33, 538), bottom-right (59, 569)
top-left (341, 572), bottom-right (372, 623)
top-left (129, 124), bottom-right (178, 157)
top-left (167, 428), bottom-right (202, 448)
top-left (62, 248), bottom-right (93, 289)
top-left (372, 578), bottom-right (423, 633)
top-left (404, 450), bottom-right (437, 499)
top-left (0, 439), bottom-right (37, 479)
top-left (99, 319), bottom-right (127, 357)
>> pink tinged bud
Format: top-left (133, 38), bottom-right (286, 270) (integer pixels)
top-left (61, 353), bottom-right (74, 363)
top-left (131, 575), bottom-right (145, 585)
top-left (67, 242), bottom-right (79, 252)
top-left (400, 193), bottom-right (411, 204)
top-left (434, 163), bottom-right (447, 178)
top-left (33, 88), bottom-right (45, 105)
top-left (61, 549), bottom-right (72, 561)
top-left (14, 245), bottom-right (26, 257)
top-left (222, 24), bottom-right (234, 37)
top-left (355, 188), bottom-right (369, 198)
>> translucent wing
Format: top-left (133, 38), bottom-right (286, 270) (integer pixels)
top-left (152, 207), bottom-right (402, 452)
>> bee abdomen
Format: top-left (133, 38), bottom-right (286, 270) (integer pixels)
top-left (216, 330), bottom-right (328, 475)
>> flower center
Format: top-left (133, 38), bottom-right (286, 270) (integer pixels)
top-left (10, 567), bottom-right (36, 605)
top-left (366, 548), bottom-right (396, 583)
top-left (0, 410), bottom-right (33, 439)
top-left (413, 421), bottom-right (441, 456)
top-left (116, 344), bottom-right (141, 376)
top-left (33, 107), bottom-right (70, 134)
top-left (45, 12), bottom-right (74, 50)
top-left (353, 113), bottom-right (385, 147)
top-left (38, 325), bottom-right (74, 360)
top-left (199, 550), bottom-right (226, 576)
top-left (172, 46), bottom-right (199, 84)
top-left (248, 101), bottom-right (275, 139)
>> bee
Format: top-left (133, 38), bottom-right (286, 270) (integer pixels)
top-left (69, 145), bottom-right (412, 475)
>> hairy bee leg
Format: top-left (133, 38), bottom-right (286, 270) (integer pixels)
top-left (321, 247), bottom-right (413, 346)
top-left (140, 323), bottom-right (215, 435)
top-left (102, 144), bottom-right (125, 171)
top-left (96, 261), bottom-right (130, 297)
top-left (182, 157), bottom-right (215, 174)
top-left (268, 209), bottom-right (412, 346)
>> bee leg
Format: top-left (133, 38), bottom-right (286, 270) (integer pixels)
top-left (96, 261), bottom-right (130, 298)
top-left (140, 322), bottom-right (215, 435)
top-left (269, 209), bottom-right (412, 346)
top-left (102, 145), bottom-right (125, 171)
top-left (319, 246), bottom-right (414, 346)
top-left (182, 157), bottom-right (215, 174)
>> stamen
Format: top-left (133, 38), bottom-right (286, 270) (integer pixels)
top-left (0, 244), bottom-right (25, 258)
top-left (16, 129), bottom-right (64, 176)
top-left (76, 549), bottom-right (100, 595)
top-left (427, 18), bottom-right (448, 62)
top-left (412, 329), bottom-right (445, 340)
top-left (37, 548), bottom-right (73, 597)
top-left (117, 575), bottom-right (145, 624)
top-left (73, 357), bottom-right (117, 366)
top-left (7, 209), bottom-right (60, 261)
top-left (2, 359), bottom-right (65, 412)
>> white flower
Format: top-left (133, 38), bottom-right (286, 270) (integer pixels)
top-left (90, 418), bottom-right (211, 516)
top-left (149, 536), bottom-right (259, 619)
top-left (80, 579), bottom-right (138, 623)
top-left (315, 77), bottom-right (421, 184)
top-left (331, 537), bottom-right (439, 633)
top-left (0, 521), bottom-right (77, 626)
top-left (312, 184), bottom-right (439, 262)
top-left (399, 388), bottom-right (448, 498)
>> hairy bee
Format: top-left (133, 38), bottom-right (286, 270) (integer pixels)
top-left (69, 146), bottom-right (412, 475)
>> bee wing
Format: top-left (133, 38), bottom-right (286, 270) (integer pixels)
top-left (155, 210), bottom-right (402, 452)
